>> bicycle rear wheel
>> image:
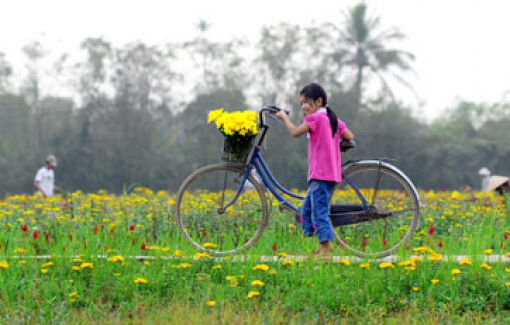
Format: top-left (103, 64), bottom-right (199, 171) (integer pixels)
top-left (175, 163), bottom-right (269, 255)
top-left (331, 161), bottom-right (421, 258)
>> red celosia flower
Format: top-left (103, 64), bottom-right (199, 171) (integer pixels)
top-left (21, 225), bottom-right (28, 232)
top-left (383, 238), bottom-right (387, 247)
top-left (104, 245), bottom-right (108, 252)
top-left (129, 225), bottom-right (135, 231)
top-left (504, 232), bottom-right (508, 241)
top-left (45, 233), bottom-right (50, 243)
top-left (63, 246), bottom-right (66, 252)
top-left (93, 225), bottom-right (99, 235)
top-left (33, 230), bottom-right (38, 240)
top-left (84, 241), bottom-right (87, 249)
top-left (361, 237), bottom-right (368, 248)
top-left (272, 242), bottom-right (277, 253)
top-left (141, 242), bottom-right (146, 250)
top-left (428, 225), bottom-right (434, 235)
top-left (69, 234), bottom-right (73, 242)
top-left (438, 241), bottom-right (443, 249)
top-left (245, 238), bottom-right (249, 244)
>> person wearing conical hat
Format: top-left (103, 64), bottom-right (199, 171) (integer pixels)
top-left (484, 175), bottom-right (510, 195)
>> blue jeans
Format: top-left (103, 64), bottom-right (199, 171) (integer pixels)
top-left (300, 179), bottom-right (336, 243)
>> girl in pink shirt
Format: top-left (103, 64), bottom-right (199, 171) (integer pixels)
top-left (276, 83), bottom-right (354, 260)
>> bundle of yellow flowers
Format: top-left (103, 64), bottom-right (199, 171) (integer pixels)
top-left (207, 108), bottom-right (258, 163)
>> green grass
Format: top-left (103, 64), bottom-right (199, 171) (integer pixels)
top-left (0, 190), bottom-right (509, 322)
top-left (3, 300), bottom-right (510, 324)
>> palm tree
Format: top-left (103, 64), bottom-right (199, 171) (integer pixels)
top-left (333, 3), bottom-right (415, 112)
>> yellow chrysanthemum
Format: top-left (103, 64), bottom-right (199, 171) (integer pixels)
top-left (107, 256), bottom-right (125, 263)
top-left (253, 264), bottom-right (269, 271)
top-left (193, 252), bottom-right (211, 260)
top-left (207, 108), bottom-right (224, 124)
top-left (178, 263), bottom-right (192, 269)
top-left (134, 278), bottom-right (148, 284)
top-left (80, 263), bottom-right (93, 269)
top-left (251, 280), bottom-right (264, 287)
top-left (481, 263), bottom-right (492, 270)
top-left (247, 291), bottom-right (260, 298)
top-left (458, 258), bottom-right (472, 266)
top-left (379, 262), bottom-right (395, 269)
top-left (173, 250), bottom-right (185, 257)
top-left (282, 260), bottom-right (294, 266)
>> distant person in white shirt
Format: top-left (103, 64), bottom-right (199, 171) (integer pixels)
top-left (34, 154), bottom-right (60, 197)
top-left (479, 167), bottom-right (491, 192)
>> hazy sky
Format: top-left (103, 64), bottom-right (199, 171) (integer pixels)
top-left (1, 0), bottom-right (509, 120)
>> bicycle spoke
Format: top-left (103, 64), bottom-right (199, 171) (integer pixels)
top-left (371, 163), bottom-right (383, 205)
top-left (220, 170), bottom-right (228, 209)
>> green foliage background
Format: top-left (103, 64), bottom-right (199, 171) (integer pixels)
top-left (0, 4), bottom-right (509, 195)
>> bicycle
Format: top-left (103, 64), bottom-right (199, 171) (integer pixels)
top-left (175, 106), bottom-right (422, 258)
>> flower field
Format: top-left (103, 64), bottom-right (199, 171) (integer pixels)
top-left (0, 188), bottom-right (510, 323)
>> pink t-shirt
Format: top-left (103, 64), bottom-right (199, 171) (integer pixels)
top-left (304, 109), bottom-right (347, 182)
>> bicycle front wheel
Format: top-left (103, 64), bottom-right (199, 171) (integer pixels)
top-left (175, 163), bottom-right (269, 255)
top-left (331, 161), bottom-right (421, 258)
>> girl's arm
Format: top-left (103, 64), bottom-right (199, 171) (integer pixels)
top-left (341, 128), bottom-right (354, 141)
top-left (275, 111), bottom-right (309, 138)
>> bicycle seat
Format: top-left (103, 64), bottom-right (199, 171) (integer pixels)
top-left (340, 140), bottom-right (355, 152)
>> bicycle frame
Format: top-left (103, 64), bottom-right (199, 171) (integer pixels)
top-left (220, 145), bottom-right (372, 221)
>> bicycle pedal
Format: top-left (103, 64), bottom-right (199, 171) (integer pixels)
top-left (278, 203), bottom-right (285, 212)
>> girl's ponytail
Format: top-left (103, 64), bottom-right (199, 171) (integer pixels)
top-left (326, 106), bottom-right (338, 138)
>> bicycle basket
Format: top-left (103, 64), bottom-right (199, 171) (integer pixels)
top-left (221, 135), bottom-right (255, 164)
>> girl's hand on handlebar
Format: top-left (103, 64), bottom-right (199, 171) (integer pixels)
top-left (275, 110), bottom-right (288, 121)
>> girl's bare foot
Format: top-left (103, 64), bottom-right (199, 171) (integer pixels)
top-left (315, 241), bottom-right (333, 261)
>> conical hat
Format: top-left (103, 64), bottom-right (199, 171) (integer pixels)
top-left (484, 175), bottom-right (510, 192)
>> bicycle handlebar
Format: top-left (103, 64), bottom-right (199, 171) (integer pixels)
top-left (259, 105), bottom-right (289, 128)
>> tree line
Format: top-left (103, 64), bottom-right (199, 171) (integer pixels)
top-left (0, 3), bottom-right (509, 195)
